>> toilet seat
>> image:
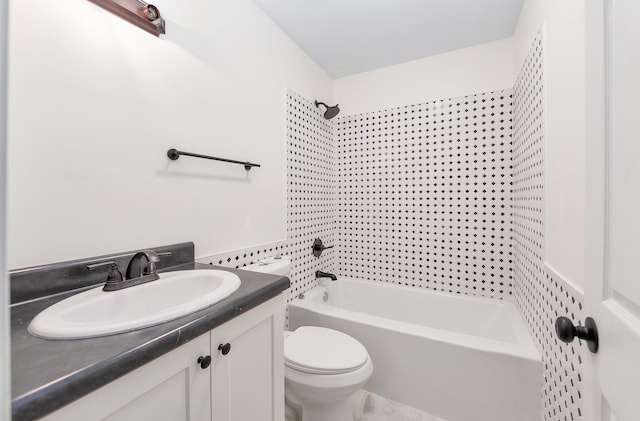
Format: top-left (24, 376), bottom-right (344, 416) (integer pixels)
top-left (285, 326), bottom-right (369, 375)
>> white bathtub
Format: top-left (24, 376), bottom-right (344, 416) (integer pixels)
top-left (287, 277), bottom-right (542, 421)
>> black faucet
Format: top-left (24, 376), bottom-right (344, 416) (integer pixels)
top-left (126, 250), bottom-right (161, 280)
top-left (315, 270), bottom-right (337, 281)
top-left (87, 250), bottom-right (171, 291)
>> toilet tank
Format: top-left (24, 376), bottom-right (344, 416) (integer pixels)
top-left (242, 256), bottom-right (291, 277)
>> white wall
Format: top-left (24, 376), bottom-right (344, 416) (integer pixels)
top-left (8, 0), bottom-right (332, 269)
top-left (513, 0), bottom-right (586, 289)
top-left (333, 38), bottom-right (514, 116)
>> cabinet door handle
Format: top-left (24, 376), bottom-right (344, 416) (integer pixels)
top-left (218, 343), bottom-right (231, 355)
top-left (197, 355), bottom-right (212, 369)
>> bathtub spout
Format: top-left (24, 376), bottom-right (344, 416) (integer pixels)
top-left (315, 270), bottom-right (337, 281)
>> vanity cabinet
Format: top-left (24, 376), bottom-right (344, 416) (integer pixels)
top-left (40, 294), bottom-right (285, 421)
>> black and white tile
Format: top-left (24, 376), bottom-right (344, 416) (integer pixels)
top-left (284, 90), bottom-right (338, 301)
top-left (512, 30), bottom-right (585, 421)
top-left (335, 91), bottom-right (514, 300)
top-left (196, 240), bottom-right (287, 268)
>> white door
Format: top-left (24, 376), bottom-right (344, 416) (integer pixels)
top-left (0, 0), bottom-right (8, 420)
top-left (584, 0), bottom-right (640, 420)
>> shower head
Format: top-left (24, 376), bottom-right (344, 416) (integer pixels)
top-left (315, 100), bottom-right (340, 120)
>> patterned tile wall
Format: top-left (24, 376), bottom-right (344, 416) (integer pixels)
top-left (335, 91), bottom-right (514, 300)
top-left (196, 240), bottom-right (287, 268)
top-left (512, 30), bottom-right (586, 421)
top-left (283, 90), bottom-right (338, 300)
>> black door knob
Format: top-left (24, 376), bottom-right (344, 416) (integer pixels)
top-left (555, 316), bottom-right (599, 353)
top-left (218, 343), bottom-right (231, 355)
top-left (197, 355), bottom-right (212, 369)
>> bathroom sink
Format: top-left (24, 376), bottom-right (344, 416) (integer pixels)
top-left (28, 270), bottom-right (241, 339)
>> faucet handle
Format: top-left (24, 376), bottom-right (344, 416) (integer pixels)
top-left (139, 250), bottom-right (160, 263)
top-left (87, 261), bottom-right (124, 289)
top-left (137, 250), bottom-right (170, 275)
top-left (139, 250), bottom-right (171, 264)
top-left (87, 261), bottom-right (120, 271)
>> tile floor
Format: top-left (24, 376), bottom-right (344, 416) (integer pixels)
top-left (285, 389), bottom-right (447, 421)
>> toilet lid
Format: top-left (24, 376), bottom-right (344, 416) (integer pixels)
top-left (285, 326), bottom-right (369, 374)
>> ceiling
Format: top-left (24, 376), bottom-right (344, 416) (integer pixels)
top-left (252, 0), bottom-right (524, 78)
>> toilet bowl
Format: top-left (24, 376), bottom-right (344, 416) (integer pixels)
top-left (284, 326), bottom-right (373, 421)
top-left (242, 257), bottom-right (374, 421)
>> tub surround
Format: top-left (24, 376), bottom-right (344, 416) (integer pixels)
top-left (512, 30), bottom-right (585, 420)
top-left (336, 89), bottom-right (514, 300)
top-left (285, 90), bottom-right (338, 301)
top-left (10, 242), bottom-right (290, 420)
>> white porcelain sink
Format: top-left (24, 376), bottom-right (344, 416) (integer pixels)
top-left (28, 270), bottom-right (241, 340)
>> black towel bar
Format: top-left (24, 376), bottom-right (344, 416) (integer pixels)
top-left (167, 149), bottom-right (261, 170)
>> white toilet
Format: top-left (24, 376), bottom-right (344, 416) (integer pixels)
top-left (243, 257), bottom-right (373, 421)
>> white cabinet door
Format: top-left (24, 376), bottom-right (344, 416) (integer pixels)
top-left (210, 295), bottom-right (285, 421)
top-left (584, 1), bottom-right (640, 420)
top-left (41, 334), bottom-right (211, 421)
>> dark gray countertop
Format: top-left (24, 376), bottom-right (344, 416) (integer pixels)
top-left (11, 262), bottom-right (289, 421)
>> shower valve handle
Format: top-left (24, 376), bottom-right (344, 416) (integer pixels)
top-left (312, 238), bottom-right (334, 257)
